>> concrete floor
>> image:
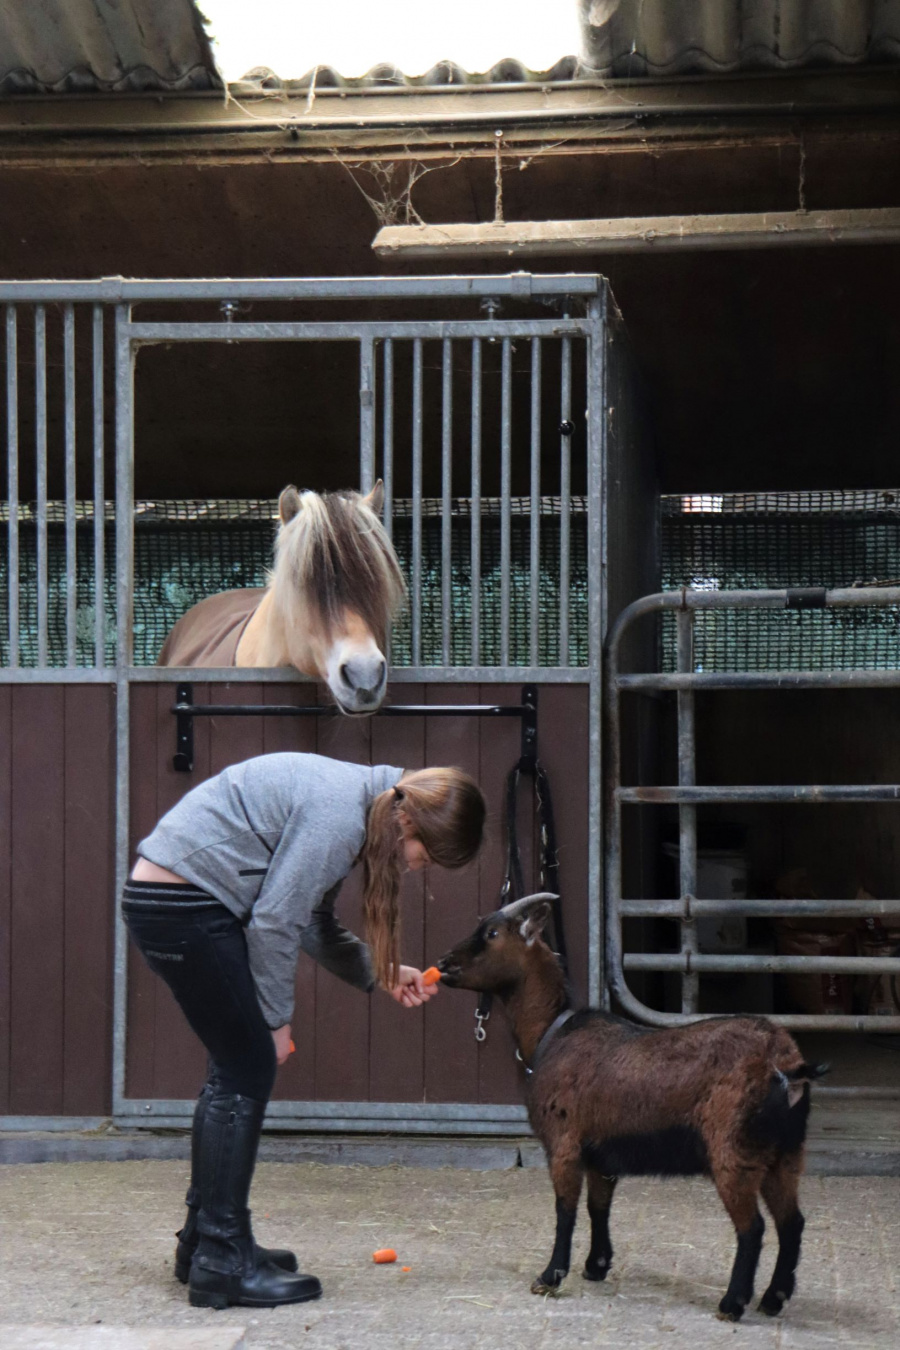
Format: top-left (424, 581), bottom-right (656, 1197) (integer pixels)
top-left (0, 1160), bottom-right (897, 1350)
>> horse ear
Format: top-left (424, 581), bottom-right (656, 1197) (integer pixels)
top-left (278, 486), bottom-right (302, 525)
top-left (362, 479), bottom-right (384, 515)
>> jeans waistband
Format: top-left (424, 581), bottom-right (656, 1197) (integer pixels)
top-left (122, 879), bottom-right (221, 909)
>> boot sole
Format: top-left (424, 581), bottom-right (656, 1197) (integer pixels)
top-left (189, 1287), bottom-right (322, 1310)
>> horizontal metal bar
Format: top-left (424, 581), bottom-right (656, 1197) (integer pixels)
top-left (126, 320), bottom-right (588, 343)
top-left (618, 784), bottom-right (900, 804)
top-left (127, 666), bottom-right (589, 684)
top-left (114, 1116), bottom-right (531, 1136)
top-left (116, 1099), bottom-right (528, 1123)
top-left (0, 1116), bottom-right (110, 1132)
top-left (620, 670), bottom-right (900, 692)
top-left (0, 275), bottom-right (603, 303)
top-left (175, 702), bottom-right (532, 719)
top-left (624, 953), bottom-right (900, 974)
top-left (815, 1086), bottom-right (900, 1100)
top-left (0, 668), bottom-right (116, 684)
top-left (621, 898), bottom-right (900, 918)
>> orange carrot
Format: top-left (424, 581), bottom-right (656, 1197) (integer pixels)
top-left (289, 1040), bottom-right (296, 1054)
top-left (373, 1248), bottom-right (397, 1264)
top-left (422, 967), bottom-right (442, 986)
top-left (401, 1267), bottom-right (412, 1273)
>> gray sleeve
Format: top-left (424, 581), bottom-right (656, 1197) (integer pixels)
top-left (298, 887), bottom-right (374, 993)
top-left (245, 805), bottom-right (364, 1028)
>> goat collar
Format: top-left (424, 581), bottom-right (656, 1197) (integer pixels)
top-left (524, 1008), bottom-right (575, 1077)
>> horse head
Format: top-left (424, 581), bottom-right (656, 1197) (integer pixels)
top-left (269, 482), bottom-right (406, 715)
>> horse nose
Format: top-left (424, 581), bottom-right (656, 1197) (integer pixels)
top-left (340, 657), bottom-right (386, 700)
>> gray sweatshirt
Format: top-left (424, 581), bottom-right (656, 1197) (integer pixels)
top-left (137, 752), bottom-right (404, 1027)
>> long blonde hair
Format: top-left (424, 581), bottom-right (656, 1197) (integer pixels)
top-left (362, 767), bottom-right (486, 988)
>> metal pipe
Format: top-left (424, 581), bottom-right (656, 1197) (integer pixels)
top-left (676, 609), bottom-right (699, 1013)
top-left (92, 305), bottom-right (106, 667)
top-left (126, 319), bottom-right (587, 344)
top-left (381, 338), bottom-right (394, 544)
top-left (64, 303), bottom-right (77, 667)
top-left (624, 953), bottom-right (900, 975)
top-left (470, 339), bottom-right (482, 665)
top-left (34, 305), bottom-right (48, 668)
top-left (0, 275), bottom-right (605, 303)
top-left (411, 338), bottom-right (423, 667)
top-left (587, 294), bottom-right (606, 1006)
top-left (358, 337), bottom-right (375, 494)
top-left (621, 898), bottom-right (900, 918)
top-left (441, 337), bottom-right (452, 666)
top-left (559, 335), bottom-right (572, 664)
top-left (500, 338), bottom-right (512, 667)
top-left (175, 702), bottom-right (531, 719)
top-left (5, 306), bottom-right (18, 667)
top-left (618, 784), bottom-right (900, 804)
top-left (529, 338), bottom-right (541, 666)
top-left (620, 670), bottom-right (900, 691)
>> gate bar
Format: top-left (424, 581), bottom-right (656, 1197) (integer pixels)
top-left (64, 303), bottom-right (77, 668)
top-left (172, 682), bottom-right (539, 774)
top-left (605, 586), bottom-right (900, 1032)
top-left (5, 306), bottom-right (18, 667)
top-left (35, 305), bottom-right (48, 668)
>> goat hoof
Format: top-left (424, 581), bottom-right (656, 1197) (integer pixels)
top-left (716, 1295), bottom-right (746, 1323)
top-left (583, 1259), bottom-right (609, 1282)
top-left (759, 1290), bottom-right (787, 1317)
top-left (531, 1272), bottom-right (564, 1296)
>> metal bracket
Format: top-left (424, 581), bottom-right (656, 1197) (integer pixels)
top-left (171, 683), bottom-right (538, 773)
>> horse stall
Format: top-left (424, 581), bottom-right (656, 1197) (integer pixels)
top-left (0, 272), bottom-right (656, 1133)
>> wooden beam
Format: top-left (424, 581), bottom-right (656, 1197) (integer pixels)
top-left (373, 208), bottom-right (900, 258)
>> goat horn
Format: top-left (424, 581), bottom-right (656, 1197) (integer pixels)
top-left (499, 892), bottom-right (559, 921)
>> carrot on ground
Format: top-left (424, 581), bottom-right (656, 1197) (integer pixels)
top-left (373, 1249), bottom-right (397, 1264)
top-left (422, 967), bottom-right (442, 986)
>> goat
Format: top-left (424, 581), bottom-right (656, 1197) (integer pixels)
top-left (437, 892), bottom-right (828, 1321)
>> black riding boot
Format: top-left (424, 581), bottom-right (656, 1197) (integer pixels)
top-left (174, 1081), bottom-right (298, 1284)
top-left (188, 1093), bottom-right (321, 1310)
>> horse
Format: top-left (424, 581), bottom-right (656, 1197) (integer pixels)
top-left (157, 482), bottom-right (406, 715)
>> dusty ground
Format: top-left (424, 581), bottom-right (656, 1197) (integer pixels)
top-left (0, 1161), bottom-right (897, 1350)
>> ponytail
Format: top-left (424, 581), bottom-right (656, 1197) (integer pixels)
top-left (362, 768), bottom-right (486, 989)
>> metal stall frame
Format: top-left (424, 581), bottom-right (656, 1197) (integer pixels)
top-left (605, 586), bottom-right (900, 1042)
top-left (0, 274), bottom-right (609, 1133)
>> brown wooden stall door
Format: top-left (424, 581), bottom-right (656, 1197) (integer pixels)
top-left (4, 685), bottom-right (114, 1117)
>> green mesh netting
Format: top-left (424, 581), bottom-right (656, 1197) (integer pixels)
top-left (0, 499), bottom-right (588, 668)
top-left (661, 491), bottom-right (900, 671)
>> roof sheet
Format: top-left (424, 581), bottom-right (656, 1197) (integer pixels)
top-left (0, 0), bottom-right (222, 94)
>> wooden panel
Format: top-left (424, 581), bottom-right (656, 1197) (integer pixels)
top-left (538, 685), bottom-right (590, 1005)
top-left (476, 683), bottom-right (532, 1107)
top-left (63, 685), bottom-right (115, 1115)
top-left (265, 684), bottom-right (319, 1103)
top-left (10, 685), bottom-right (66, 1114)
top-left (0, 687), bottom-right (11, 1112)
top-left (422, 683), bottom-right (482, 1103)
top-left (369, 685), bottom-right (425, 1103)
top-left (312, 700), bottom-right (372, 1102)
top-left (152, 680), bottom-right (210, 1099)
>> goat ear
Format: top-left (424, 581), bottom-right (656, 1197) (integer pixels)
top-left (519, 902), bottom-right (552, 946)
top-left (278, 485), bottom-right (302, 524)
top-left (362, 478), bottom-right (384, 515)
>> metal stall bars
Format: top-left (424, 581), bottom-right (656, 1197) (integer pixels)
top-left (0, 273), bottom-right (623, 1133)
top-left (605, 586), bottom-right (900, 1038)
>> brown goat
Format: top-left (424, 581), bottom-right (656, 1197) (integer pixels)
top-left (437, 893), bottom-right (828, 1321)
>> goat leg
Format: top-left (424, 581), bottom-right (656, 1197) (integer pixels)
top-left (531, 1156), bottom-right (583, 1294)
top-left (759, 1160), bottom-right (805, 1316)
top-left (583, 1172), bottom-right (617, 1282)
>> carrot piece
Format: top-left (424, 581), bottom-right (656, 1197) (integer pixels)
top-left (422, 967), bottom-right (442, 986)
top-left (289, 1040), bottom-right (296, 1054)
top-left (373, 1249), bottom-right (397, 1264)
top-left (401, 1267), bottom-right (412, 1273)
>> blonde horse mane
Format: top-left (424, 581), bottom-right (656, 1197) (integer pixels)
top-left (270, 487), bottom-right (407, 648)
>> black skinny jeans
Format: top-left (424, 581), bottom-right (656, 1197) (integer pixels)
top-left (122, 880), bottom-right (277, 1103)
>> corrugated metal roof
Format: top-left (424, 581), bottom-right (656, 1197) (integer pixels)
top-left (0, 0), bottom-right (221, 95)
top-left (231, 0), bottom-right (900, 91)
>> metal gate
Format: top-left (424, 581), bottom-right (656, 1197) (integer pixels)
top-left (605, 586), bottom-right (900, 1043)
top-left (1, 273), bottom-right (651, 1132)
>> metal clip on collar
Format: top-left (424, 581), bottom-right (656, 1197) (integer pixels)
top-left (474, 1005), bottom-right (491, 1043)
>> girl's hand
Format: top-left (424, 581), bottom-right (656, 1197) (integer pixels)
top-left (386, 965), bottom-right (439, 1009)
top-left (272, 1023), bottom-right (293, 1065)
